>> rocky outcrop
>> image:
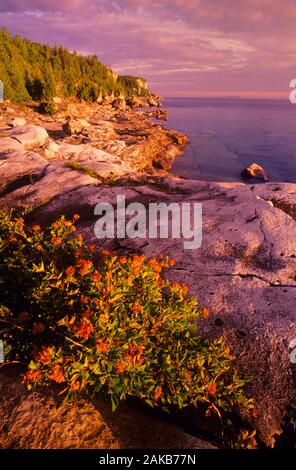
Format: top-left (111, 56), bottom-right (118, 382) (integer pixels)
top-left (252, 182), bottom-right (296, 221)
top-left (0, 366), bottom-right (215, 449)
top-left (0, 150), bottom-right (48, 195)
top-left (147, 97), bottom-right (159, 107)
top-left (147, 109), bottom-right (168, 120)
top-left (135, 78), bottom-right (148, 91)
top-left (20, 177), bottom-right (295, 447)
top-left (0, 102), bottom-right (294, 448)
top-left (0, 104), bottom-right (187, 211)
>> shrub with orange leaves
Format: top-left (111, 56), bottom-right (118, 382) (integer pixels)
top-left (0, 211), bottom-right (254, 446)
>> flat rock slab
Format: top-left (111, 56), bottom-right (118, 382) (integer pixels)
top-left (0, 163), bottom-right (101, 210)
top-left (30, 178), bottom-right (296, 446)
top-left (0, 150), bottom-right (48, 196)
top-left (0, 367), bottom-right (215, 449)
top-left (0, 137), bottom-right (24, 152)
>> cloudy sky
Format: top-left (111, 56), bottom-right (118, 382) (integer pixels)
top-left (1, 0), bottom-right (295, 98)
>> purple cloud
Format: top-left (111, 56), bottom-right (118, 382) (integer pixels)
top-left (0, 0), bottom-right (295, 97)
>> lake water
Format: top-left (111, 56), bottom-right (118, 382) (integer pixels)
top-left (164, 97), bottom-right (296, 183)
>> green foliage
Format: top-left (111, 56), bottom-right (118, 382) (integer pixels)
top-left (63, 161), bottom-right (113, 184)
top-left (0, 211), bottom-right (254, 433)
top-left (119, 75), bottom-right (149, 97)
top-left (38, 101), bottom-right (57, 115)
top-left (0, 28), bottom-right (146, 103)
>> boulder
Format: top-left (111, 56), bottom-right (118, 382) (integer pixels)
top-left (63, 118), bottom-right (90, 136)
top-left (96, 92), bottom-right (103, 104)
top-left (140, 100), bottom-right (150, 108)
top-left (241, 163), bottom-right (268, 181)
top-left (7, 124), bottom-right (49, 150)
top-left (171, 133), bottom-right (188, 146)
top-left (59, 143), bottom-right (132, 178)
top-left (126, 97), bottom-right (141, 108)
top-left (52, 96), bottom-right (62, 104)
top-left (12, 117), bottom-right (27, 127)
top-left (0, 367), bottom-right (215, 449)
top-left (112, 98), bottom-right (126, 110)
top-left (102, 94), bottom-right (115, 105)
top-left (44, 141), bottom-right (60, 158)
top-left (147, 97), bottom-right (159, 107)
top-left (147, 109), bottom-right (168, 120)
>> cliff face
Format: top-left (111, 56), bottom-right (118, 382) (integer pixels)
top-left (135, 78), bottom-right (148, 92)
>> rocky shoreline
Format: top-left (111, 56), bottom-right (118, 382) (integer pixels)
top-left (0, 100), bottom-right (295, 448)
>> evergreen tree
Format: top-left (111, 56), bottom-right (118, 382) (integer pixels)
top-left (0, 28), bottom-right (146, 103)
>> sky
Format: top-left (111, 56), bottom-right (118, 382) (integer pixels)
top-left (1, 0), bottom-right (295, 98)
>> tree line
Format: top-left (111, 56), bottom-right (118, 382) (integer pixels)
top-left (0, 28), bottom-right (145, 103)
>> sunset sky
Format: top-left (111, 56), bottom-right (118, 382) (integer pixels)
top-left (1, 0), bottom-right (295, 98)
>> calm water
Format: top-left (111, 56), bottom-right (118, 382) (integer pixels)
top-left (164, 97), bottom-right (296, 182)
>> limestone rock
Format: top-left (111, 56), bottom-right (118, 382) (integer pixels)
top-left (126, 97), bottom-right (141, 108)
top-left (147, 109), bottom-right (168, 120)
top-left (102, 94), bottom-right (115, 105)
top-left (32, 179), bottom-right (296, 447)
top-left (112, 98), bottom-right (126, 110)
top-left (241, 163), bottom-right (268, 181)
top-left (141, 101), bottom-right (150, 108)
top-left (44, 141), bottom-right (60, 158)
top-left (0, 162), bottom-right (101, 210)
top-left (147, 97), bottom-right (159, 107)
top-left (103, 139), bottom-right (126, 155)
top-left (0, 367), bottom-right (215, 449)
top-left (63, 118), bottom-right (90, 136)
top-left (0, 137), bottom-right (24, 152)
top-left (135, 78), bottom-right (148, 92)
top-left (171, 133), bottom-right (188, 146)
top-left (252, 183), bottom-right (296, 220)
top-left (0, 150), bottom-right (48, 195)
top-left (7, 124), bottom-right (49, 150)
top-left (52, 96), bottom-right (62, 104)
top-left (12, 117), bottom-right (27, 127)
